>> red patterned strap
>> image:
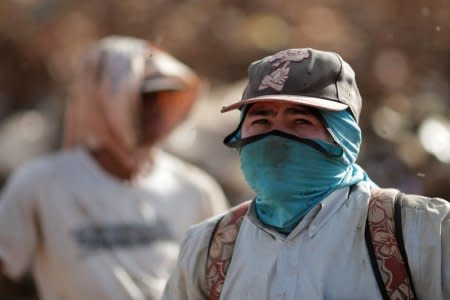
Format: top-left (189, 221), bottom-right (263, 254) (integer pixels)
top-left (366, 188), bottom-right (417, 300)
top-left (205, 200), bottom-right (251, 300)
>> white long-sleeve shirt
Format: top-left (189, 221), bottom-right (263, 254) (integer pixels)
top-left (0, 147), bottom-right (228, 300)
top-left (163, 182), bottom-right (450, 300)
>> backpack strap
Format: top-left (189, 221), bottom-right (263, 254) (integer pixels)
top-left (206, 200), bottom-right (251, 300)
top-left (365, 188), bottom-right (417, 300)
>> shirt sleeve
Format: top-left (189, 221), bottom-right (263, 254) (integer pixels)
top-left (0, 166), bottom-right (40, 280)
top-left (443, 206), bottom-right (450, 299)
top-left (163, 219), bottom-right (219, 300)
top-left (402, 196), bottom-right (450, 299)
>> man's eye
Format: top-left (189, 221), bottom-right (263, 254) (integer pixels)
top-left (295, 119), bottom-right (312, 125)
top-left (252, 119), bottom-right (269, 125)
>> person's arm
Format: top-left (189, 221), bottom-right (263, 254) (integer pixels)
top-left (0, 165), bottom-right (40, 281)
top-left (402, 196), bottom-right (450, 299)
top-left (163, 219), bottom-right (219, 300)
top-left (442, 200), bottom-right (450, 299)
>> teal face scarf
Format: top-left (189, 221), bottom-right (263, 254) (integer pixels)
top-left (235, 109), bottom-right (373, 234)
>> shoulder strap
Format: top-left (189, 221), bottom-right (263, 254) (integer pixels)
top-left (365, 188), bottom-right (417, 300)
top-left (206, 200), bottom-right (251, 300)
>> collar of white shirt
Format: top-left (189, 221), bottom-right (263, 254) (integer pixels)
top-left (247, 186), bottom-right (354, 241)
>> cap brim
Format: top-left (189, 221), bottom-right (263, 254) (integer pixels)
top-left (220, 94), bottom-right (348, 113)
top-left (140, 77), bottom-right (187, 93)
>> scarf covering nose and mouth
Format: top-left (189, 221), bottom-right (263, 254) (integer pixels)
top-left (236, 109), bottom-right (374, 234)
top-left (63, 36), bottom-right (200, 171)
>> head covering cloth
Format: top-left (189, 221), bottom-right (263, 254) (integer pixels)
top-left (63, 36), bottom-right (200, 170)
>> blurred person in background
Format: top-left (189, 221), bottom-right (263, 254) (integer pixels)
top-left (163, 48), bottom-right (449, 299)
top-left (0, 36), bottom-right (228, 300)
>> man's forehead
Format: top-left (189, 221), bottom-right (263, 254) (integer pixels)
top-left (247, 101), bottom-right (316, 114)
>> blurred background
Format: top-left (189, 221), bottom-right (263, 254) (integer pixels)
top-left (0, 0), bottom-right (448, 298)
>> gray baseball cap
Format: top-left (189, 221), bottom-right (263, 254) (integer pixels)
top-left (220, 48), bottom-right (362, 122)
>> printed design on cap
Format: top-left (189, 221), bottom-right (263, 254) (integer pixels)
top-left (258, 49), bottom-right (310, 92)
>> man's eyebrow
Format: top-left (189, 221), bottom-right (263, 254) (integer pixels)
top-left (285, 106), bottom-right (315, 115)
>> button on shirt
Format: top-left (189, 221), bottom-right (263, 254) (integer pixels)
top-left (163, 182), bottom-right (450, 300)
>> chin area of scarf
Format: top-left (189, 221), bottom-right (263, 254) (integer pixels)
top-left (227, 109), bottom-right (375, 234)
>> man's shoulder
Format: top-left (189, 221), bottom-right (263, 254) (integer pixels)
top-left (186, 212), bottom-right (227, 241)
top-left (5, 149), bottom-right (81, 186)
top-left (371, 186), bottom-right (450, 217)
top-left (398, 191), bottom-right (450, 214)
top-left (177, 213), bottom-right (226, 269)
top-left (181, 210), bottom-right (232, 252)
top-left (183, 200), bottom-right (252, 255)
top-left (157, 150), bottom-right (212, 176)
top-left (157, 150), bottom-right (223, 192)
top-left (0, 149), bottom-right (85, 206)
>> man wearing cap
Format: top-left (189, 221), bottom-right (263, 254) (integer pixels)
top-left (163, 48), bottom-right (449, 299)
top-left (0, 36), bottom-right (228, 300)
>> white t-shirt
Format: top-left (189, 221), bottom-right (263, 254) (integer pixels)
top-left (163, 182), bottom-right (450, 300)
top-left (0, 147), bottom-right (228, 300)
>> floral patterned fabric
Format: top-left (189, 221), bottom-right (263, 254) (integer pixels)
top-left (367, 189), bottom-right (415, 299)
top-left (206, 201), bottom-right (250, 300)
